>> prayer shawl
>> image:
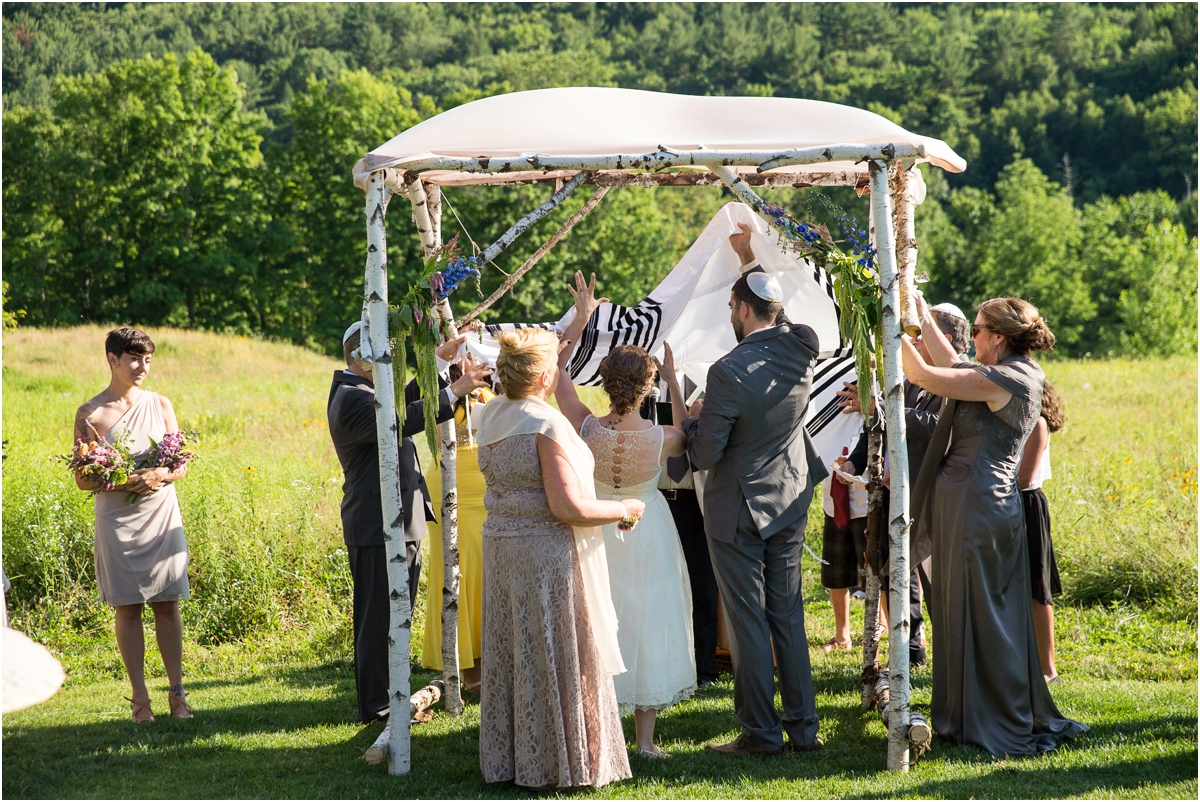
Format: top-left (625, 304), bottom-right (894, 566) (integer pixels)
top-left (468, 202), bottom-right (864, 470)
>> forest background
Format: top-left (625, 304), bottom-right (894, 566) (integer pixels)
top-left (2, 1), bottom-right (1197, 359)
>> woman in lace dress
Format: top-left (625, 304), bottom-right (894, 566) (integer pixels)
top-left (554, 272), bottom-right (697, 758)
top-left (903, 297), bottom-right (1087, 757)
top-left (475, 328), bottom-right (643, 790)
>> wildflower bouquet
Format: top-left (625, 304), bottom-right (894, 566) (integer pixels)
top-left (757, 198), bottom-right (882, 415)
top-left (63, 434), bottom-right (134, 493)
top-left (390, 233), bottom-right (481, 455)
top-left (123, 431), bottom-right (198, 503)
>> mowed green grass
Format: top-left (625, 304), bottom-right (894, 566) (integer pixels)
top-left (2, 327), bottom-right (1196, 799)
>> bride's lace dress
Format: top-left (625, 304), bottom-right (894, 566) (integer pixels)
top-left (580, 416), bottom-right (697, 713)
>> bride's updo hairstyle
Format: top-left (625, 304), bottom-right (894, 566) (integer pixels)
top-left (977, 297), bottom-right (1056, 356)
top-left (495, 328), bottom-right (559, 399)
top-left (599, 345), bottom-right (656, 416)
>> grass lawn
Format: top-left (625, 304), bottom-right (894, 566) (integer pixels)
top-left (2, 327), bottom-right (1196, 798)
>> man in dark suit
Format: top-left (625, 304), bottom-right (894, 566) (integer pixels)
top-left (328, 321), bottom-right (491, 724)
top-left (682, 224), bottom-right (829, 756)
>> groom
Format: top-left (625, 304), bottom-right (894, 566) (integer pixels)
top-left (683, 223), bottom-right (828, 755)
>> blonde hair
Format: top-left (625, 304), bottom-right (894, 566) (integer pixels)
top-left (495, 328), bottom-right (559, 399)
top-left (977, 297), bottom-right (1056, 355)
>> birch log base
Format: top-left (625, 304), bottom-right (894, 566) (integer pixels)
top-left (364, 680), bottom-right (448, 766)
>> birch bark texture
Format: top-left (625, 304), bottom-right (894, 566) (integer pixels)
top-left (860, 416), bottom-right (885, 711)
top-left (892, 165), bottom-right (921, 336)
top-left (363, 170), bottom-right (413, 776)
top-left (404, 175), bottom-right (464, 716)
top-left (869, 160), bottom-right (912, 773)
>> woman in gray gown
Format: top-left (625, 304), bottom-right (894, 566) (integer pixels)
top-left (902, 297), bottom-right (1086, 757)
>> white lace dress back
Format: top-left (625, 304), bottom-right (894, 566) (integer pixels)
top-left (580, 416), bottom-right (697, 712)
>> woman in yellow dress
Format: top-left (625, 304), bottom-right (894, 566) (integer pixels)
top-left (422, 382), bottom-right (494, 692)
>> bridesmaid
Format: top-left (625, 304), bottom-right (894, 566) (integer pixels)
top-left (73, 327), bottom-right (192, 723)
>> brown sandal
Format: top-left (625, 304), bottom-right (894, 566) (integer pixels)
top-left (821, 638), bottom-right (853, 654)
top-left (168, 684), bottom-right (193, 719)
top-left (127, 696), bottom-right (155, 723)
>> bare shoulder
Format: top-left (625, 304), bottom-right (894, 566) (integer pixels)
top-left (156, 393), bottom-right (175, 413)
top-left (75, 392), bottom-right (106, 421)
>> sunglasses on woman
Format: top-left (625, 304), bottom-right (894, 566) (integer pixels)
top-left (971, 324), bottom-right (991, 338)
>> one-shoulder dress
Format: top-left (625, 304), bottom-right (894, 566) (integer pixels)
top-left (93, 391), bottom-right (190, 607)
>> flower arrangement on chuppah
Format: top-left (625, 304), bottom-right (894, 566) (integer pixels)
top-left (389, 233), bottom-right (481, 454)
top-left (757, 197), bottom-right (883, 415)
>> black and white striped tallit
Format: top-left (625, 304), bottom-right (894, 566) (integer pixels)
top-left (473, 202), bottom-right (864, 468)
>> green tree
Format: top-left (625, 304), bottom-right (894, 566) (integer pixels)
top-left (263, 69), bottom-right (423, 352)
top-left (3, 49), bottom-right (268, 329)
top-left (976, 157), bottom-right (1095, 350)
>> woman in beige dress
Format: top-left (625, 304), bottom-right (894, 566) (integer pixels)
top-left (475, 328), bottom-right (644, 790)
top-left (73, 327), bottom-right (192, 723)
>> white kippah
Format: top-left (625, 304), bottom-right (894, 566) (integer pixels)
top-left (930, 302), bottom-right (968, 322)
top-left (746, 272), bottom-right (783, 304)
top-left (343, 320), bottom-right (363, 344)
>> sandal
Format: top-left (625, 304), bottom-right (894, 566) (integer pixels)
top-left (127, 696), bottom-right (155, 724)
top-left (168, 684), bottom-right (193, 719)
top-left (821, 638), bottom-right (853, 654)
top-left (635, 747), bottom-right (671, 759)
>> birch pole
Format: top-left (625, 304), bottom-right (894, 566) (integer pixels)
top-left (363, 170), bottom-right (412, 776)
top-left (404, 175), bottom-right (464, 716)
top-left (869, 160), bottom-right (912, 772)
top-left (892, 165), bottom-right (921, 336)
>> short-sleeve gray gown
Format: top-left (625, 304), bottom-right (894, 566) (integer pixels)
top-left (920, 354), bottom-right (1087, 757)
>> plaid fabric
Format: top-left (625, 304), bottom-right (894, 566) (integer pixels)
top-left (820, 514), bottom-right (868, 590)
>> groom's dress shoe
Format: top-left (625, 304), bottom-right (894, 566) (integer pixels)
top-left (706, 734), bottom-right (782, 756)
top-left (787, 735), bottom-right (824, 753)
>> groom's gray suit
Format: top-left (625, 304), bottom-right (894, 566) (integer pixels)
top-left (683, 314), bottom-right (829, 750)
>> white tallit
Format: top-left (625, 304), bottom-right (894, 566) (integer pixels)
top-left (475, 393), bottom-right (626, 676)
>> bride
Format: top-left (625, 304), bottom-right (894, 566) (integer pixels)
top-left (555, 272), bottom-right (697, 758)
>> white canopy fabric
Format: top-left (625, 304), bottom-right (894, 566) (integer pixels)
top-left (354, 87), bottom-right (966, 187)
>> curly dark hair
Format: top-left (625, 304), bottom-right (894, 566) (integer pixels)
top-left (599, 345), bottom-right (657, 417)
top-left (1041, 379), bottom-right (1065, 433)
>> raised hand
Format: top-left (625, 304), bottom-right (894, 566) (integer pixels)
top-left (836, 380), bottom-right (874, 415)
top-left (567, 271), bottom-right (608, 325)
top-left (729, 222), bottom-right (755, 265)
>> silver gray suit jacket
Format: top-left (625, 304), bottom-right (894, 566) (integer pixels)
top-left (683, 322), bottom-right (830, 543)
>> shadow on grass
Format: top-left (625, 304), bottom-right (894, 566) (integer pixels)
top-left (3, 663), bottom-right (1196, 800)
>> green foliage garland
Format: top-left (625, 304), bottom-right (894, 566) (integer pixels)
top-left (389, 234), bottom-right (480, 455)
top-left (758, 202), bottom-right (882, 414)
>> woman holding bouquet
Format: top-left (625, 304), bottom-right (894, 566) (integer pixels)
top-left (73, 327), bottom-right (192, 723)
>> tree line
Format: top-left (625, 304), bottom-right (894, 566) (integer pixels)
top-left (2, 2), bottom-right (1196, 357)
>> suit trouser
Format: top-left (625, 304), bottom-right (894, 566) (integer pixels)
top-left (347, 541), bottom-right (422, 723)
top-left (666, 489), bottom-right (720, 684)
top-left (708, 503), bottom-right (819, 749)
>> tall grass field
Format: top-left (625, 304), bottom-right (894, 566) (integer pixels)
top-left (2, 326), bottom-right (1196, 799)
